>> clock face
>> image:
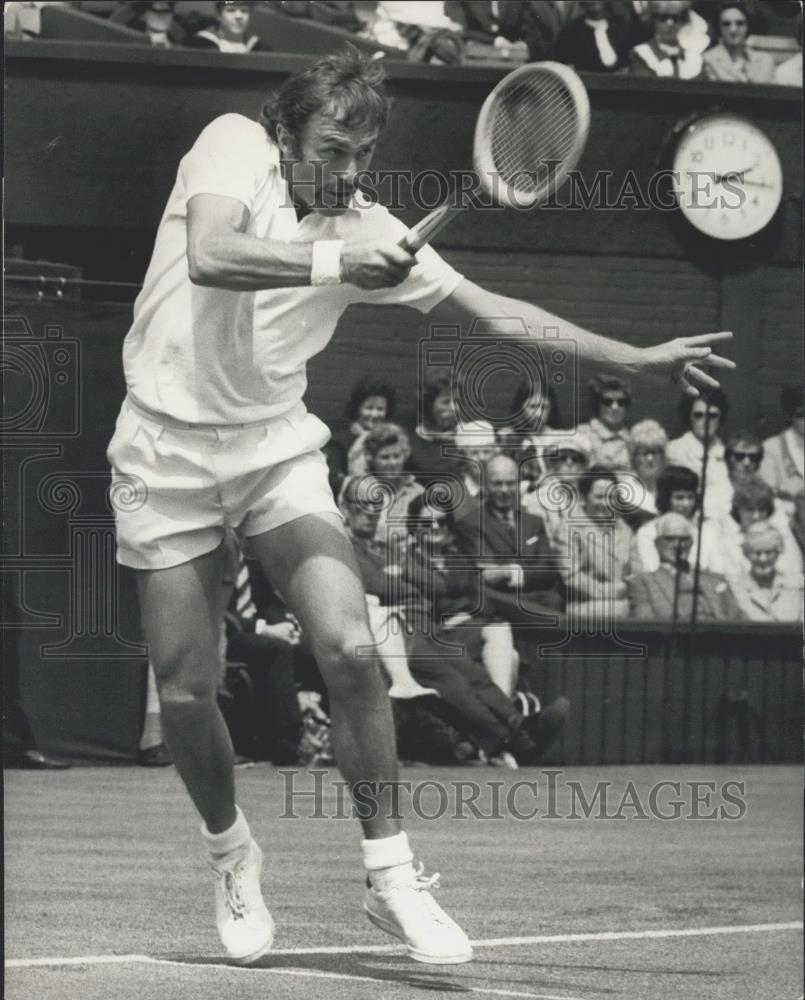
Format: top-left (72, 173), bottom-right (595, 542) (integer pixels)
top-left (672, 113), bottom-right (783, 241)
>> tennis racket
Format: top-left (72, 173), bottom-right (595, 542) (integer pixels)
top-left (399, 62), bottom-right (591, 253)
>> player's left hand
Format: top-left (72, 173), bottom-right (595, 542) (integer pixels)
top-left (641, 331), bottom-right (735, 396)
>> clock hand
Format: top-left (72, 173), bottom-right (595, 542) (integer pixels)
top-left (711, 161), bottom-right (760, 185)
top-left (737, 179), bottom-right (774, 189)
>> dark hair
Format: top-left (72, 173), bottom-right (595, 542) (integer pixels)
top-left (677, 387), bottom-right (730, 429)
top-left (345, 376), bottom-right (396, 422)
top-left (578, 465), bottom-right (618, 498)
top-left (731, 476), bottom-right (774, 521)
top-left (406, 492), bottom-right (457, 538)
top-left (508, 381), bottom-right (563, 431)
top-left (780, 383), bottom-right (804, 418)
top-left (363, 422), bottom-right (410, 465)
top-left (259, 47), bottom-right (391, 147)
top-left (725, 430), bottom-right (763, 457)
top-left (215, 1), bottom-right (250, 11)
top-left (587, 375), bottom-right (631, 418)
top-left (656, 464), bottom-right (699, 513)
top-left (420, 369), bottom-right (453, 426)
top-left (717, 0), bottom-right (748, 19)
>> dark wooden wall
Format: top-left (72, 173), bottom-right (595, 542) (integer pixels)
top-left (5, 41), bottom-right (802, 437)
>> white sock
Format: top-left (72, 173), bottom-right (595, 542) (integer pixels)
top-left (361, 831), bottom-right (414, 873)
top-left (201, 806), bottom-right (251, 858)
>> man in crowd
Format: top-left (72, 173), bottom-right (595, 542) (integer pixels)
top-left (454, 454), bottom-right (566, 626)
top-left (628, 512), bottom-right (744, 621)
top-left (556, 0), bottom-right (632, 72)
top-left (729, 522), bottom-right (804, 622)
top-left (761, 384), bottom-right (804, 505)
top-left (629, 0), bottom-right (705, 77)
top-left (341, 474), bottom-right (568, 768)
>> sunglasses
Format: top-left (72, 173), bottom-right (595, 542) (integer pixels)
top-left (601, 397), bottom-right (628, 408)
top-left (660, 535), bottom-right (693, 545)
top-left (727, 450), bottom-right (762, 463)
top-left (721, 18), bottom-right (746, 26)
top-left (691, 409), bottom-right (721, 419)
top-left (557, 451), bottom-right (585, 463)
top-left (653, 12), bottom-right (686, 23)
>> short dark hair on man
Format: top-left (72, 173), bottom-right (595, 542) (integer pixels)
top-left (656, 464), bottom-right (699, 513)
top-left (578, 464), bottom-right (618, 497)
top-left (259, 46), bottom-right (391, 147)
top-left (406, 492), bottom-right (457, 538)
top-left (677, 386), bottom-right (730, 429)
top-left (345, 375), bottom-right (396, 421)
top-left (587, 375), bottom-right (631, 417)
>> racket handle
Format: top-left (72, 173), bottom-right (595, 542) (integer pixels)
top-left (399, 204), bottom-right (465, 253)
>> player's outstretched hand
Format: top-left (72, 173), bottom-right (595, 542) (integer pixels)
top-left (641, 331), bottom-right (735, 396)
top-left (341, 240), bottom-right (416, 290)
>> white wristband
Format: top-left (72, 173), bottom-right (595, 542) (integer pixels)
top-left (311, 240), bottom-right (344, 286)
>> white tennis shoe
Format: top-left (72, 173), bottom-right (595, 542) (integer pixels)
top-left (210, 839), bottom-right (274, 965)
top-left (364, 862), bottom-right (473, 964)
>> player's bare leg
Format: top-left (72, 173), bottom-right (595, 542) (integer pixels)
top-left (136, 542), bottom-right (274, 965)
top-left (249, 512), bottom-right (472, 963)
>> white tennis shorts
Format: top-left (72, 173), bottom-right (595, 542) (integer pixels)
top-left (107, 396), bottom-right (340, 570)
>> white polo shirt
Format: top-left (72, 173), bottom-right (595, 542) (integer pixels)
top-left (123, 113), bottom-right (463, 425)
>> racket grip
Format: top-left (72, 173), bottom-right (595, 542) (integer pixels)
top-left (399, 204), bottom-right (465, 253)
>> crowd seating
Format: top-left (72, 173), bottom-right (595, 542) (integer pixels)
top-left (6, 1), bottom-right (801, 85)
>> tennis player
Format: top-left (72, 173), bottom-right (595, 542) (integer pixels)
top-left (107, 48), bottom-right (733, 966)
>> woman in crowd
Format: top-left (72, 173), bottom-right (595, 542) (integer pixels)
top-left (666, 388), bottom-right (733, 520)
top-left (703, 1), bottom-right (775, 82)
top-left (761, 384), bottom-right (804, 506)
top-left (498, 381), bottom-right (564, 475)
top-left (631, 464), bottom-right (721, 573)
top-left (564, 466), bottom-right (634, 618)
top-left (624, 418), bottom-right (668, 527)
top-left (408, 368), bottom-right (460, 486)
top-left (341, 375), bottom-right (397, 476)
top-left (716, 475), bottom-right (803, 583)
top-left (362, 423), bottom-right (424, 545)
top-left (576, 375), bottom-right (632, 470)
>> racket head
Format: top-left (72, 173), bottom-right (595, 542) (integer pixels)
top-left (473, 61), bottom-right (591, 210)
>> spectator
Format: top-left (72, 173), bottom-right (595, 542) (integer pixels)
top-left (725, 430), bottom-right (766, 491)
top-left (405, 494), bottom-right (520, 696)
top-left (576, 375), bottom-right (632, 470)
top-left (703, 1), bottom-right (775, 82)
top-left (666, 388), bottom-right (733, 520)
top-left (632, 464), bottom-right (722, 573)
top-left (110, 1), bottom-right (189, 47)
top-left (501, 381), bottom-right (564, 475)
top-left (730, 522), bottom-right (804, 622)
top-left (341, 475), bottom-right (567, 766)
top-left (453, 419), bottom-right (499, 499)
top-left (555, 0), bottom-right (632, 71)
top-left (454, 454), bottom-right (567, 625)
top-left (362, 422), bottom-right (424, 545)
top-left (281, 1), bottom-right (364, 33)
top-left (564, 465), bottom-right (633, 618)
top-left (526, 429), bottom-right (593, 545)
top-left (341, 375), bottom-right (396, 476)
top-left (717, 475), bottom-right (803, 583)
top-left (626, 418), bottom-right (668, 523)
top-left (363, 1), bottom-right (465, 64)
top-left (409, 368), bottom-right (459, 486)
top-left (628, 512), bottom-right (744, 621)
top-left (761, 384), bottom-right (804, 504)
top-left (455, 0), bottom-right (561, 61)
top-left (189, 1), bottom-right (263, 53)
top-left (629, 0), bottom-right (705, 77)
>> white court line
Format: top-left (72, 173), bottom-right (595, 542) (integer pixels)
top-left (6, 920), bottom-right (801, 971)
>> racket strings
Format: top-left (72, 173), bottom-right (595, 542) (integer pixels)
top-left (486, 74), bottom-right (582, 198)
